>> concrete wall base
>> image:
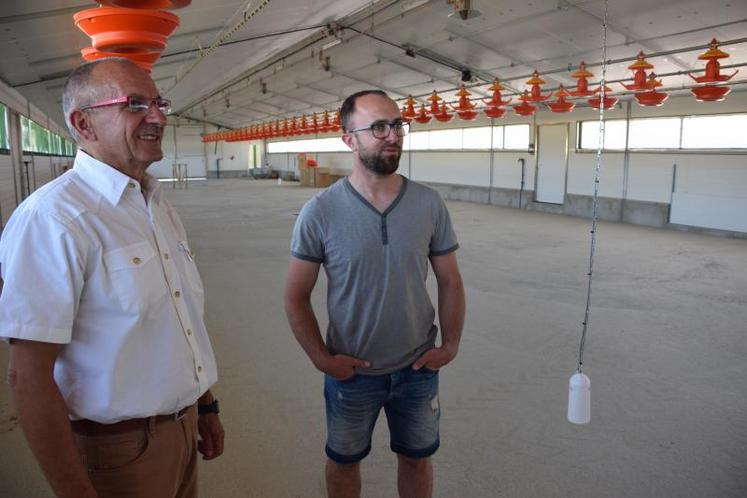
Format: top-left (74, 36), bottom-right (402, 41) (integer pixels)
top-left (424, 182), bottom-right (745, 238)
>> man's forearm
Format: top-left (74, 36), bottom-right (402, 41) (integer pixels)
top-left (9, 367), bottom-right (97, 498)
top-left (285, 298), bottom-right (331, 368)
top-left (438, 279), bottom-right (466, 355)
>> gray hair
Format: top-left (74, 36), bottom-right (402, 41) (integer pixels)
top-left (62, 57), bottom-right (139, 142)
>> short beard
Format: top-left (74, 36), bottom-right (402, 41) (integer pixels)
top-left (359, 147), bottom-right (401, 176)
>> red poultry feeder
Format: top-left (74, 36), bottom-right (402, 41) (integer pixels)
top-left (513, 91), bottom-right (537, 116)
top-left (450, 85), bottom-right (478, 120)
top-left (401, 95), bottom-right (417, 122)
top-left (525, 70), bottom-right (550, 102)
top-left (570, 61), bottom-right (594, 97)
top-left (413, 104), bottom-right (432, 124)
top-left (98, 0), bottom-right (191, 8)
top-left (546, 85), bottom-right (576, 113)
top-left (634, 75), bottom-right (668, 107)
top-left (74, 7), bottom-right (179, 53)
top-left (691, 85), bottom-right (731, 102)
top-left (80, 46), bottom-right (161, 72)
top-left (425, 90), bottom-right (442, 115)
top-left (621, 52), bottom-right (659, 91)
top-left (484, 79), bottom-right (512, 106)
top-left (690, 38), bottom-right (738, 83)
top-left (587, 85), bottom-right (618, 110)
top-left (483, 106), bottom-right (507, 119)
top-left (433, 101), bottom-right (454, 122)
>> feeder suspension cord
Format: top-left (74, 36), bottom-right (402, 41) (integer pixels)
top-left (578, 0), bottom-right (609, 372)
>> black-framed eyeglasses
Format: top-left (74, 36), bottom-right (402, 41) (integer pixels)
top-left (79, 95), bottom-right (172, 115)
top-left (348, 120), bottom-right (410, 139)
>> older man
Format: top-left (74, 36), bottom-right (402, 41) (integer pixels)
top-left (285, 90), bottom-right (465, 498)
top-left (1, 58), bottom-right (223, 498)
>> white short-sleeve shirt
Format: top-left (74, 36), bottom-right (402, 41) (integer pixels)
top-left (0, 150), bottom-right (217, 423)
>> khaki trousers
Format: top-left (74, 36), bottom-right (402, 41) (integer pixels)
top-left (73, 405), bottom-right (198, 498)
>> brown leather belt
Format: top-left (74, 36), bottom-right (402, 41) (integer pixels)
top-left (70, 405), bottom-right (193, 435)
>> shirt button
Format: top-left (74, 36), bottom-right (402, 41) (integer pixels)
top-left (132, 257), bottom-right (142, 265)
top-left (197, 366), bottom-right (202, 372)
top-left (163, 253), bottom-right (169, 260)
top-left (187, 329), bottom-right (192, 336)
top-left (174, 291), bottom-right (181, 298)
top-left (128, 182), bottom-right (136, 189)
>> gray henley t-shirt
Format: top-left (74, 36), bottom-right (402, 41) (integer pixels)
top-left (290, 176), bottom-right (459, 375)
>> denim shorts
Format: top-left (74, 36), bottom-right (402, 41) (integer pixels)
top-left (324, 366), bottom-right (440, 464)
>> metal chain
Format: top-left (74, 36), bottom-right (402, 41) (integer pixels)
top-left (577, 0), bottom-right (609, 372)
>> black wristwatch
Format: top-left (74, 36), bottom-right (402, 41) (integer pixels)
top-left (198, 399), bottom-right (219, 415)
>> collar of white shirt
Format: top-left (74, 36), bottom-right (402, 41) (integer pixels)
top-left (73, 150), bottom-right (162, 206)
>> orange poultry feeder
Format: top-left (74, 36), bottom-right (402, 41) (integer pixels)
top-left (426, 90), bottom-right (442, 115)
top-left (513, 91), bottom-right (537, 116)
top-left (546, 85), bottom-right (576, 113)
top-left (484, 79), bottom-right (512, 107)
top-left (299, 114), bottom-right (310, 135)
top-left (74, 7), bottom-right (179, 53)
top-left (401, 96), bottom-right (417, 122)
top-left (288, 117), bottom-right (298, 136)
top-left (98, 0), bottom-right (191, 8)
top-left (433, 101), bottom-right (454, 122)
top-left (587, 85), bottom-right (618, 110)
top-left (319, 111), bottom-right (331, 133)
top-left (689, 38), bottom-right (737, 102)
top-left (330, 111), bottom-right (341, 133)
top-left (621, 52), bottom-right (658, 91)
top-left (413, 104), bottom-right (432, 124)
top-left (569, 61), bottom-right (594, 97)
top-left (484, 106), bottom-right (507, 119)
top-left (81, 46), bottom-right (161, 72)
top-left (310, 113), bottom-right (320, 135)
top-left (525, 70), bottom-right (550, 102)
top-left (634, 75), bottom-right (669, 107)
top-left (450, 85), bottom-right (478, 121)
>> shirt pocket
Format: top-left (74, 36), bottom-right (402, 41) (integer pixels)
top-left (104, 241), bottom-right (167, 313)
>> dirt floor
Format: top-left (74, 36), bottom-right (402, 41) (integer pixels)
top-left (1, 178), bottom-right (746, 497)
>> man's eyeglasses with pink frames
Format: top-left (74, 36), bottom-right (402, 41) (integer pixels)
top-left (79, 96), bottom-right (171, 115)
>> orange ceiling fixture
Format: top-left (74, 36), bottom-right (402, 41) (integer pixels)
top-left (433, 101), bottom-right (454, 122)
top-left (426, 90), bottom-right (442, 115)
top-left (80, 46), bottom-right (161, 72)
top-left (569, 61), bottom-right (595, 97)
top-left (512, 91), bottom-right (537, 116)
top-left (299, 114), bottom-right (310, 135)
top-left (311, 113), bottom-right (320, 134)
top-left (621, 51), bottom-right (659, 91)
top-left (689, 38), bottom-right (737, 102)
top-left (525, 70), bottom-right (550, 102)
top-left (273, 120), bottom-right (281, 138)
top-left (289, 117), bottom-right (299, 136)
top-left (74, 7), bottom-right (179, 53)
top-left (98, 1), bottom-right (191, 7)
top-left (634, 74), bottom-right (669, 107)
top-left (450, 85), bottom-right (478, 121)
top-left (281, 118), bottom-right (290, 137)
top-left (401, 95), bottom-right (417, 122)
top-left (546, 85), bottom-right (576, 113)
top-left (587, 85), bottom-right (618, 110)
top-left (319, 111), bottom-right (331, 133)
top-left (413, 104), bottom-right (432, 124)
top-left (482, 79), bottom-right (510, 119)
top-left (330, 111), bottom-right (342, 133)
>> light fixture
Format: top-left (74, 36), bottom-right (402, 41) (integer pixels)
top-left (321, 38), bottom-right (342, 51)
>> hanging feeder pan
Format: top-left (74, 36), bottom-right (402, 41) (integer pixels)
top-left (81, 46), bottom-right (161, 72)
top-left (483, 106), bottom-right (506, 119)
top-left (546, 101), bottom-right (575, 113)
top-left (456, 110), bottom-right (478, 121)
top-left (588, 95), bottom-right (618, 110)
top-left (691, 85), bottom-right (731, 102)
top-left (513, 102), bottom-right (537, 116)
top-left (635, 90), bottom-right (669, 107)
top-left (97, 0), bottom-right (191, 9)
top-left (74, 7), bottom-right (179, 52)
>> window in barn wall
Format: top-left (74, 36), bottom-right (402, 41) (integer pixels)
top-left (428, 129), bottom-right (462, 149)
top-left (681, 114), bottom-right (747, 149)
top-left (579, 119), bottom-right (627, 150)
top-left (503, 125), bottom-right (530, 150)
top-left (0, 102), bottom-right (9, 150)
top-left (628, 117), bottom-right (680, 149)
top-left (463, 127), bottom-right (492, 149)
